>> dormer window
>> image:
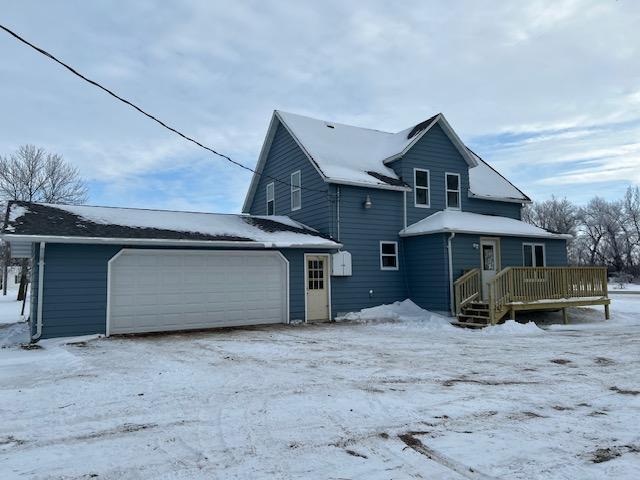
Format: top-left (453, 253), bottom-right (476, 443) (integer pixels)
top-left (445, 173), bottom-right (461, 210)
top-left (414, 168), bottom-right (430, 208)
top-left (266, 182), bottom-right (275, 215)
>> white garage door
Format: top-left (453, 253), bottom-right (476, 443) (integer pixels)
top-left (107, 250), bottom-right (288, 335)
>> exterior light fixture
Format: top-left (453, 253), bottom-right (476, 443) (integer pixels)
top-left (473, 243), bottom-right (479, 249)
top-left (363, 195), bottom-right (372, 209)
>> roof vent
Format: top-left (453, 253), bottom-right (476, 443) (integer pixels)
top-left (325, 124), bottom-right (335, 129)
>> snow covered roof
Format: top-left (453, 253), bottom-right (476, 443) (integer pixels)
top-left (399, 210), bottom-right (571, 239)
top-left (2, 201), bottom-right (341, 249)
top-left (243, 111), bottom-right (529, 211)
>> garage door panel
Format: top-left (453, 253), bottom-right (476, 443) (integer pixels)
top-left (108, 250), bottom-right (288, 334)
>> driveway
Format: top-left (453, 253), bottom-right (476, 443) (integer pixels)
top-left (1, 296), bottom-right (639, 479)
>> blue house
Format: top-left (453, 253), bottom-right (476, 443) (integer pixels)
top-left (242, 111), bottom-right (575, 322)
top-left (4, 111), bottom-right (610, 340)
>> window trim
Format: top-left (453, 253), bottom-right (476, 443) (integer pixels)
top-left (379, 241), bottom-right (399, 271)
top-left (266, 181), bottom-right (275, 215)
top-left (413, 168), bottom-right (431, 208)
top-left (522, 242), bottom-right (546, 267)
top-left (291, 170), bottom-right (301, 211)
top-left (445, 172), bottom-right (461, 210)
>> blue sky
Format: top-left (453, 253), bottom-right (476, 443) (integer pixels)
top-left (1, 0), bottom-right (639, 212)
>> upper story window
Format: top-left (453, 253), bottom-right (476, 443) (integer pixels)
top-left (291, 170), bottom-right (301, 211)
top-left (380, 241), bottom-right (399, 270)
top-left (523, 243), bottom-right (545, 267)
top-left (414, 168), bottom-right (430, 208)
top-left (266, 182), bottom-right (275, 215)
top-left (445, 173), bottom-right (461, 210)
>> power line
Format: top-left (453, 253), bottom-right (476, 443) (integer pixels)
top-left (0, 24), bottom-right (326, 193)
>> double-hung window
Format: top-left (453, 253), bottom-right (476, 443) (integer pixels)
top-left (380, 241), bottom-right (399, 270)
top-left (266, 182), bottom-right (275, 215)
top-left (291, 170), bottom-right (301, 211)
top-left (445, 173), bottom-right (461, 209)
top-left (414, 168), bottom-right (430, 208)
top-left (523, 243), bottom-right (545, 267)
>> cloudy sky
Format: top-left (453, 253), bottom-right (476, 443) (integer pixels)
top-left (1, 0), bottom-right (639, 212)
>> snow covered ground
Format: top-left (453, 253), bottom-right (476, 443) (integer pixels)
top-left (1, 296), bottom-right (638, 479)
top-left (609, 282), bottom-right (640, 292)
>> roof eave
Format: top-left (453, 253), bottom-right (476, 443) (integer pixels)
top-left (399, 228), bottom-right (570, 240)
top-left (327, 178), bottom-right (410, 192)
top-left (468, 192), bottom-right (531, 204)
top-left (0, 233), bottom-right (342, 249)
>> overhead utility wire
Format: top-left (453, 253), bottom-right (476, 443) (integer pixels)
top-left (0, 24), bottom-right (326, 193)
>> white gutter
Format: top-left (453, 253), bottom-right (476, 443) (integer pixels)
top-left (468, 192), bottom-right (531, 204)
top-left (447, 232), bottom-right (456, 316)
top-left (1, 235), bottom-right (342, 249)
top-left (33, 242), bottom-right (45, 341)
top-left (326, 178), bottom-right (411, 192)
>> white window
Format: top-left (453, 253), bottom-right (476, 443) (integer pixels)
top-left (291, 170), bottom-right (301, 211)
top-left (445, 173), bottom-right (461, 209)
top-left (266, 182), bottom-right (275, 215)
top-left (414, 168), bottom-right (430, 208)
top-left (380, 241), bottom-right (399, 270)
top-left (523, 243), bottom-right (545, 267)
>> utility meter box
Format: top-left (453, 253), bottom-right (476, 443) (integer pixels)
top-left (331, 251), bottom-right (352, 276)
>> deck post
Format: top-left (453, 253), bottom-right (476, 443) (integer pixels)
top-left (604, 303), bottom-right (610, 320)
top-left (509, 306), bottom-right (515, 321)
top-left (562, 307), bottom-right (568, 324)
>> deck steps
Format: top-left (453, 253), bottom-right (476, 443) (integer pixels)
top-left (453, 301), bottom-right (491, 328)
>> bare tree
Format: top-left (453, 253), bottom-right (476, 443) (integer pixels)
top-left (0, 145), bottom-right (88, 299)
top-left (523, 196), bottom-right (580, 262)
top-left (0, 145), bottom-right (87, 204)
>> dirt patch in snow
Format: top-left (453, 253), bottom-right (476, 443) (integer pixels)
top-left (345, 449), bottom-right (368, 459)
top-left (588, 445), bottom-right (640, 463)
top-left (550, 358), bottom-right (572, 364)
top-left (609, 386), bottom-right (640, 396)
top-left (442, 377), bottom-right (538, 387)
top-left (593, 356), bottom-right (616, 366)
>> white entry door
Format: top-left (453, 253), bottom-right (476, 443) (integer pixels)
top-left (305, 255), bottom-right (330, 322)
top-left (107, 250), bottom-right (288, 335)
top-left (480, 239), bottom-right (499, 300)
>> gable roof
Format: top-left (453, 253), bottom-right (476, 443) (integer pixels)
top-left (399, 210), bottom-right (571, 239)
top-left (243, 111), bottom-right (529, 211)
top-left (2, 201), bottom-right (341, 249)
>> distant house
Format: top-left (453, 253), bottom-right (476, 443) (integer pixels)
top-left (1, 111), bottom-right (609, 340)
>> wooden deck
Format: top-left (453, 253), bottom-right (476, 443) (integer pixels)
top-left (453, 266), bottom-right (610, 327)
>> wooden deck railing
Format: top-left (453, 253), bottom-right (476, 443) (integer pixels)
top-left (487, 266), bottom-right (609, 324)
top-left (453, 268), bottom-right (480, 315)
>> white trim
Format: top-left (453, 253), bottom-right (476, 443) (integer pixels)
top-left (304, 253), bottom-right (332, 323)
top-left (1, 234), bottom-right (342, 249)
top-left (468, 191), bottom-right (531, 204)
top-left (413, 168), bottom-right (431, 208)
top-left (399, 228), bottom-right (570, 240)
top-left (266, 181), bottom-right (275, 215)
top-left (445, 172), bottom-right (461, 210)
top-left (290, 170), bottom-right (301, 211)
top-left (379, 241), bottom-right (399, 271)
top-left (107, 249), bottom-right (291, 336)
top-left (523, 242), bottom-right (546, 267)
top-left (403, 191), bottom-right (407, 230)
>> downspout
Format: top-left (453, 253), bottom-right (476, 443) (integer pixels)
top-left (403, 191), bottom-right (407, 230)
top-left (447, 232), bottom-right (456, 316)
top-left (33, 242), bottom-right (45, 341)
top-left (336, 186), bottom-right (341, 242)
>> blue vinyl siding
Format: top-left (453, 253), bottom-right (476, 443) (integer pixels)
top-left (246, 122), bottom-right (331, 235)
top-left (451, 234), bottom-right (568, 280)
top-left (30, 244), bottom-right (332, 339)
top-left (390, 123), bottom-right (522, 224)
top-left (330, 185), bottom-right (408, 315)
top-left (403, 234), bottom-right (450, 313)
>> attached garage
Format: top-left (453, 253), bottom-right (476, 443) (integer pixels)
top-left (2, 201), bottom-right (340, 340)
top-left (108, 250), bottom-right (289, 334)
